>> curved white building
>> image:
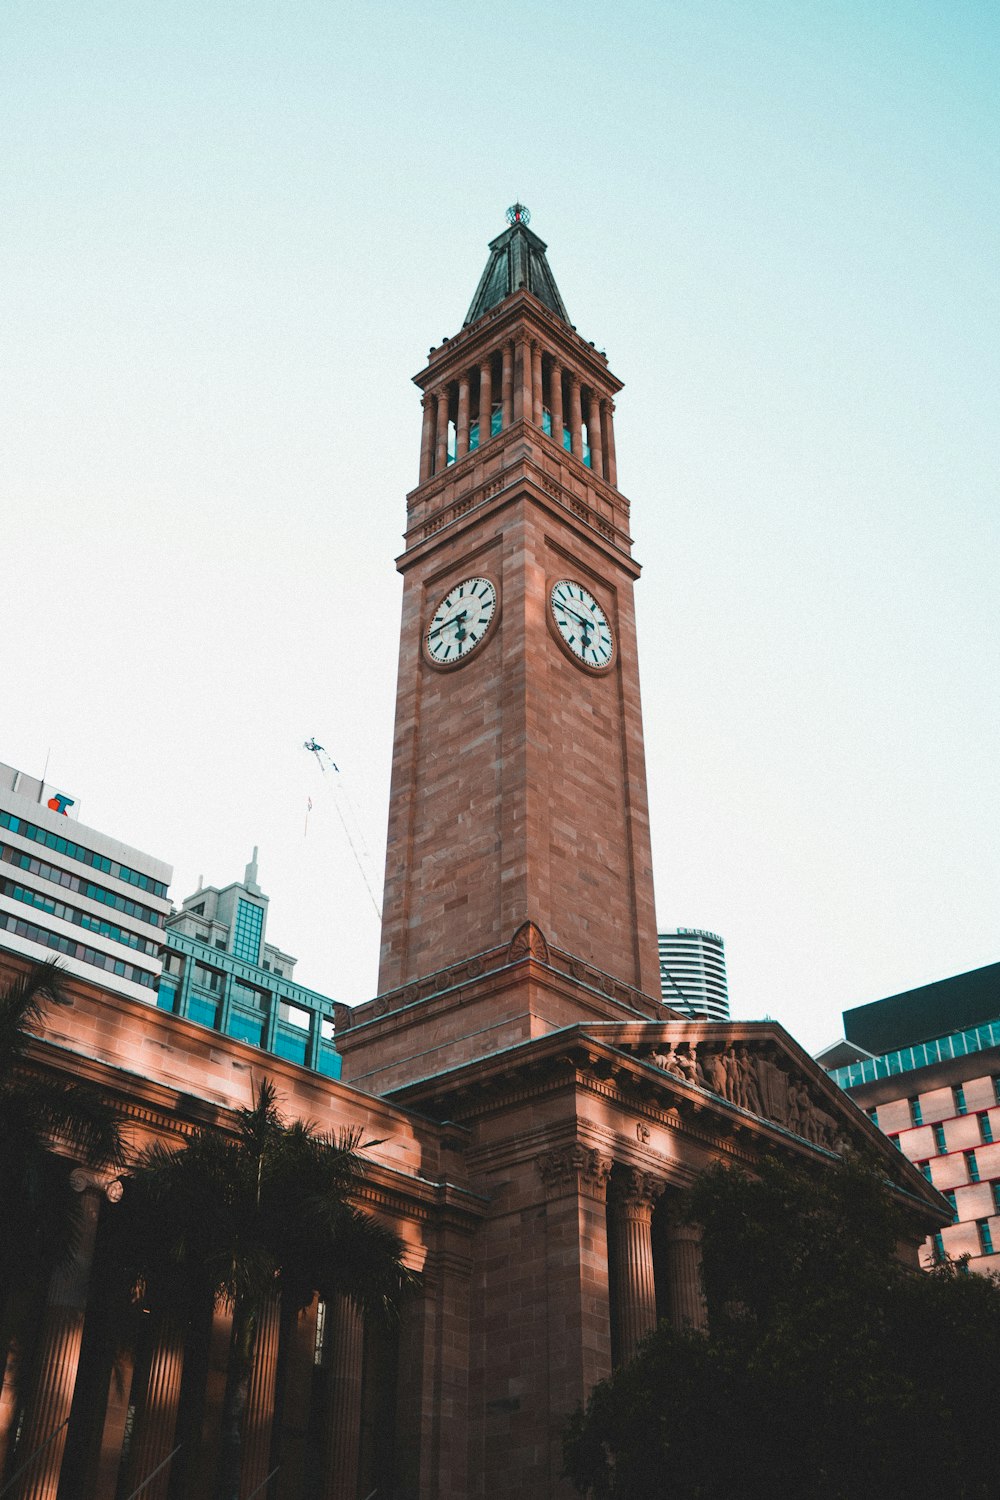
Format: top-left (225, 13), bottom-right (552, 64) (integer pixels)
top-left (658, 927), bottom-right (730, 1022)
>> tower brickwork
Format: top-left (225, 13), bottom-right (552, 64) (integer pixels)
top-left (378, 210), bottom-right (660, 1001)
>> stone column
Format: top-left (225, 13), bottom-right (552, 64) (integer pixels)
top-left (455, 372), bottom-right (471, 458)
top-left (419, 393), bottom-right (435, 482)
top-left (587, 389), bottom-right (603, 477)
top-left (536, 1145), bottom-right (613, 1490)
top-left (434, 387), bottom-right (450, 474)
top-left (601, 399), bottom-right (617, 486)
top-left (14, 1172), bottom-right (109, 1500)
top-left (664, 1215), bottom-right (708, 1332)
top-left (568, 376), bottom-right (584, 462)
top-left (608, 1169), bottom-right (664, 1365)
top-left (320, 1296), bottom-right (364, 1500)
top-left (513, 336), bottom-right (532, 423)
top-left (274, 1299), bottom-right (318, 1500)
top-left (240, 1291), bottom-right (281, 1500)
top-left (500, 342), bottom-right (514, 429)
top-left (478, 358), bottom-right (492, 447)
top-left (122, 1317), bottom-right (185, 1500)
top-left (532, 342), bottom-right (544, 426)
top-left (549, 360), bottom-right (563, 448)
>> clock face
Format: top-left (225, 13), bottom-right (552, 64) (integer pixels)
top-left (550, 580), bottom-right (615, 670)
top-left (424, 576), bottom-right (498, 667)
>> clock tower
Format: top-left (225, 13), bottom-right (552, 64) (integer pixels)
top-left (377, 206), bottom-right (660, 1003)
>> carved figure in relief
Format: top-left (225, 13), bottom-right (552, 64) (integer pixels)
top-left (675, 1045), bottom-right (703, 1087)
top-left (735, 1046), bottom-right (763, 1115)
top-left (706, 1047), bottom-right (729, 1099)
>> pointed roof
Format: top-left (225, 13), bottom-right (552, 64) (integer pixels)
top-left (464, 204), bottom-right (570, 327)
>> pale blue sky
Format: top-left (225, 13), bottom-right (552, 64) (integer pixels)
top-left (2, 1), bottom-right (997, 1049)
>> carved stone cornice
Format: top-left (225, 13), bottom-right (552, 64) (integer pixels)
top-left (536, 1144), bottom-right (613, 1201)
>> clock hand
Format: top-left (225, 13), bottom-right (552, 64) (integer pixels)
top-left (427, 609), bottom-right (469, 640)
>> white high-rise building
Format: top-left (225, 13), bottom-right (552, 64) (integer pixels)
top-left (658, 927), bottom-right (730, 1022)
top-left (0, 762), bottom-right (172, 1003)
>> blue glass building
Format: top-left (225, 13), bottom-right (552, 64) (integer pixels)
top-left (157, 849), bottom-right (341, 1079)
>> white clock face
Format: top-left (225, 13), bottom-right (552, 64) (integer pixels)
top-left (550, 580), bottom-right (615, 669)
top-left (425, 576), bottom-right (498, 666)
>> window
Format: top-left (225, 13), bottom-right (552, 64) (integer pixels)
top-left (232, 899), bottom-right (264, 964)
top-left (977, 1220), bottom-right (995, 1256)
top-left (866, 1106), bottom-right (879, 1128)
top-left (980, 1113), bottom-right (994, 1145)
top-left (994, 1077), bottom-right (1000, 1106)
top-left (193, 963), bottom-right (222, 994)
top-left (933, 1123), bottom-right (947, 1154)
top-left (945, 1190), bottom-right (958, 1221)
top-left (278, 1001), bottom-right (310, 1031)
top-left (919, 1162), bottom-right (932, 1183)
top-left (992, 1182), bottom-right (1000, 1215)
top-left (908, 1096), bottom-right (923, 1126)
top-left (932, 1231), bottom-right (946, 1262)
top-left (967, 1151), bottom-right (981, 1184)
top-left (953, 1084), bottom-right (968, 1116)
top-left (189, 902), bottom-right (205, 916)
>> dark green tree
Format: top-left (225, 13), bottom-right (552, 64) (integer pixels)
top-left (564, 1154), bottom-right (1000, 1500)
top-left (0, 961), bottom-right (123, 1403)
top-left (111, 1077), bottom-right (414, 1500)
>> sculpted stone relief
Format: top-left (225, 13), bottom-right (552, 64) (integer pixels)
top-left (648, 1041), bottom-right (849, 1153)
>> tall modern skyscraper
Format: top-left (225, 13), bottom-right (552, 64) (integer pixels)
top-left (658, 927), bottom-right (730, 1021)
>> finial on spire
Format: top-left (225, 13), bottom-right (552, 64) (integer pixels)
top-left (507, 202), bottom-right (530, 227)
top-left (244, 845), bottom-right (260, 894)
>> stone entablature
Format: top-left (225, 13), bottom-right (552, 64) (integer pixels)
top-left (402, 425), bottom-right (634, 559)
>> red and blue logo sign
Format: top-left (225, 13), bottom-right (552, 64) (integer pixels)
top-left (47, 793), bottom-right (75, 817)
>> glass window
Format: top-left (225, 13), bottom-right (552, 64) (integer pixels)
top-left (156, 981), bottom-right (177, 1013)
top-left (274, 1028), bottom-right (308, 1065)
top-left (980, 1113), bottom-right (994, 1144)
top-left (977, 1220), bottom-right (994, 1256)
top-left (228, 1012), bottom-right (263, 1047)
top-left (967, 1151), bottom-right (980, 1184)
top-left (919, 1162), bottom-right (932, 1182)
top-left (932, 1232), bottom-right (945, 1262)
top-left (992, 1182), bottom-right (1000, 1215)
top-left (909, 1097), bottom-right (923, 1126)
top-left (945, 1190), bottom-right (958, 1221)
top-left (954, 1084), bottom-right (967, 1116)
top-left (187, 995), bottom-right (219, 1028)
top-left (933, 1123), bottom-right (947, 1154)
top-left (232, 899), bottom-right (264, 964)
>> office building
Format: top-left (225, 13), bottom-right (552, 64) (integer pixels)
top-left (818, 961), bottom-right (1000, 1273)
top-left (0, 761), bottom-right (171, 1003)
top-left (658, 927), bottom-right (730, 1021)
top-left (159, 850), bottom-right (341, 1079)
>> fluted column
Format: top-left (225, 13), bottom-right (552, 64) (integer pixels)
top-left (478, 358), bottom-right (492, 447)
top-left (434, 387), bottom-right (450, 474)
top-left (587, 389), bottom-right (603, 477)
top-left (665, 1215), bottom-right (708, 1332)
top-left (456, 372), bottom-right (471, 458)
top-left (274, 1299), bottom-right (319, 1500)
top-left (513, 335), bottom-right (532, 423)
top-left (609, 1170), bottom-right (664, 1365)
top-left (123, 1317), bottom-right (185, 1500)
top-left (418, 393), bottom-right (435, 482)
top-left (549, 360), bottom-right (563, 449)
top-left (239, 1290), bottom-right (281, 1500)
top-left (601, 399), bottom-right (617, 486)
top-left (321, 1296), bottom-right (364, 1500)
top-left (501, 342), bottom-right (514, 429)
top-left (531, 342), bottom-right (544, 426)
top-left (14, 1172), bottom-right (108, 1500)
top-left (569, 376), bottom-right (584, 462)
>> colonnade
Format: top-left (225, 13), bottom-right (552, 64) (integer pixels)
top-left (0, 1178), bottom-right (389, 1500)
top-left (418, 338), bottom-right (618, 487)
top-left (607, 1166), bottom-right (707, 1363)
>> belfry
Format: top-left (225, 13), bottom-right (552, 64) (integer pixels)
top-left (0, 210), bottom-right (945, 1500)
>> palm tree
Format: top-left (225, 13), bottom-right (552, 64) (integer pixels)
top-left (113, 1077), bottom-right (414, 1500)
top-left (0, 960), bottom-right (124, 1443)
